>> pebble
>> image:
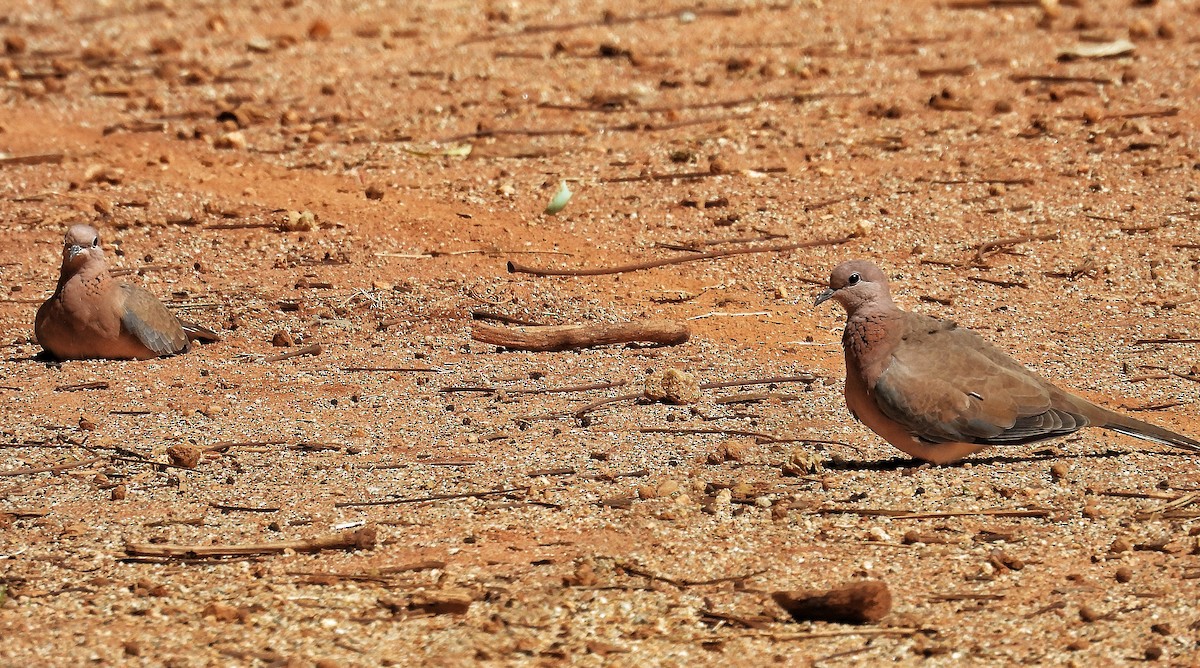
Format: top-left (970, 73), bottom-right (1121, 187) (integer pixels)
top-left (166, 444), bottom-right (203, 469)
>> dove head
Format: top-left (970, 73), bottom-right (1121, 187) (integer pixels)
top-left (814, 260), bottom-right (894, 314)
top-left (60, 224), bottom-right (105, 273)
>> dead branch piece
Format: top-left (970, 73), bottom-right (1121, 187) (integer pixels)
top-left (617, 562), bottom-right (768, 588)
top-left (341, 366), bottom-right (441, 373)
top-left (507, 236), bottom-right (854, 277)
top-left (124, 525), bottom-right (377, 558)
top-left (0, 456), bottom-right (105, 477)
top-left (773, 580), bottom-right (892, 624)
top-left (0, 153), bottom-right (64, 167)
top-left (817, 508), bottom-right (1051, 520)
top-left (973, 233), bottom-right (1059, 263)
top-left (700, 375), bottom-right (818, 390)
top-left (264, 343), bottom-right (322, 363)
top-left (335, 487), bottom-right (527, 509)
top-left (473, 320), bottom-right (689, 352)
top-left (54, 381), bottom-right (109, 392)
top-left (573, 393), bottom-right (643, 419)
top-left (1136, 338), bottom-right (1200, 345)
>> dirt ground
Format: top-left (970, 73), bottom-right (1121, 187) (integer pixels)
top-left (2, 0), bottom-right (1200, 665)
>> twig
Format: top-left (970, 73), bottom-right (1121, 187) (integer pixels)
top-left (507, 236), bottom-right (855, 277)
top-left (814, 507), bottom-right (1051, 519)
top-left (0, 456), bottom-right (105, 477)
top-left (700, 375), bottom-right (818, 390)
top-left (0, 153), bottom-right (64, 166)
top-left (124, 525), bottom-right (377, 558)
top-left (471, 310), bottom-right (547, 326)
top-left (629, 427), bottom-right (785, 443)
top-left (973, 233), bottom-right (1059, 263)
top-left (210, 503), bottom-right (280, 513)
top-left (263, 343), bottom-right (322, 363)
top-left (335, 487), bottom-right (527, 508)
top-left (472, 320), bottom-right (689, 351)
top-left (616, 562), bottom-right (768, 588)
top-left (728, 628), bottom-right (925, 641)
top-left (599, 164), bottom-right (785, 184)
top-left (804, 195), bottom-right (854, 212)
top-left (514, 380), bottom-right (629, 395)
top-left (341, 366), bottom-right (442, 372)
top-left (1010, 73), bottom-right (1115, 84)
top-left (1136, 338), bottom-right (1200, 345)
top-left (573, 392), bottom-right (643, 419)
top-left (699, 609), bottom-right (774, 630)
top-left (54, 381), bottom-right (109, 392)
top-left (967, 276), bottom-right (1029, 289)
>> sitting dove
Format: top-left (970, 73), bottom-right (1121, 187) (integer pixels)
top-left (815, 259), bottom-right (1200, 463)
top-left (35, 224), bottom-right (218, 360)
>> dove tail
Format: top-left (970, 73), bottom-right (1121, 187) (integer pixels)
top-left (1102, 414), bottom-right (1200, 454)
top-left (181, 320), bottom-right (221, 343)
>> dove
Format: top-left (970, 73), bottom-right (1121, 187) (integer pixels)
top-left (815, 259), bottom-right (1200, 463)
top-left (34, 224), bottom-right (218, 360)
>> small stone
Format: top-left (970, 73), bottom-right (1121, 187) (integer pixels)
top-left (122, 640), bottom-right (141, 656)
top-left (772, 580), bottom-right (892, 624)
top-left (643, 368), bottom-right (700, 405)
top-left (1114, 566), bottom-right (1133, 583)
top-left (1150, 623), bottom-right (1171, 636)
top-left (637, 484), bottom-right (658, 500)
top-left (214, 130), bottom-right (246, 150)
top-left (365, 183), bottom-right (385, 200)
top-left (203, 601), bottom-right (245, 622)
top-left (1129, 17), bottom-right (1153, 39)
top-left (5, 35), bottom-right (28, 54)
top-left (1049, 462), bottom-right (1069, 481)
top-left (706, 438), bottom-right (751, 464)
top-left (111, 484), bottom-right (127, 501)
top-left (1110, 537), bottom-right (1132, 553)
top-left (407, 589), bottom-right (474, 615)
top-left (656, 480), bottom-right (680, 497)
top-left (308, 19), bottom-right (332, 40)
top-left (1144, 645), bottom-right (1163, 661)
top-left (166, 444), bottom-right (203, 469)
top-left (1079, 604), bottom-right (1101, 622)
top-left (78, 416), bottom-right (96, 431)
top-left (1066, 639), bottom-right (1090, 651)
top-left (272, 330), bottom-right (296, 347)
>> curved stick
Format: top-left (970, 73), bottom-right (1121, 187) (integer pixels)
top-left (507, 235), bottom-right (854, 277)
top-left (473, 320), bottom-right (689, 352)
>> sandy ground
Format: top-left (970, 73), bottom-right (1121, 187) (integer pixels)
top-left (2, 0), bottom-right (1200, 665)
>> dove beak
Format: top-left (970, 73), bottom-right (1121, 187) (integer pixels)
top-left (67, 244), bottom-right (86, 260)
top-left (814, 288), bottom-right (835, 307)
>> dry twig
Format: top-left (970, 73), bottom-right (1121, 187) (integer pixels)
top-left (124, 525), bottom-right (377, 558)
top-left (507, 236), bottom-right (854, 277)
top-left (472, 320), bottom-right (689, 351)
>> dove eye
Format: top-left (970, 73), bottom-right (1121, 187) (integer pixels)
top-left (847, 272), bottom-right (860, 286)
top-left (92, 237), bottom-right (99, 247)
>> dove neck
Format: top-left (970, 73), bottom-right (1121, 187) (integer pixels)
top-left (55, 255), bottom-right (108, 294)
top-left (842, 309), bottom-right (904, 379)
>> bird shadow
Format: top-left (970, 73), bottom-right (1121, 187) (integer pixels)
top-left (10, 351), bottom-right (59, 365)
top-left (826, 448), bottom-right (1133, 472)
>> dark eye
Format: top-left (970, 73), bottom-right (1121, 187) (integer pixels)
top-left (847, 272), bottom-right (860, 286)
top-left (92, 237), bottom-right (99, 247)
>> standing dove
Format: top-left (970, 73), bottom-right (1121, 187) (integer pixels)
top-left (35, 224), bottom-right (218, 361)
top-left (815, 259), bottom-right (1200, 464)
